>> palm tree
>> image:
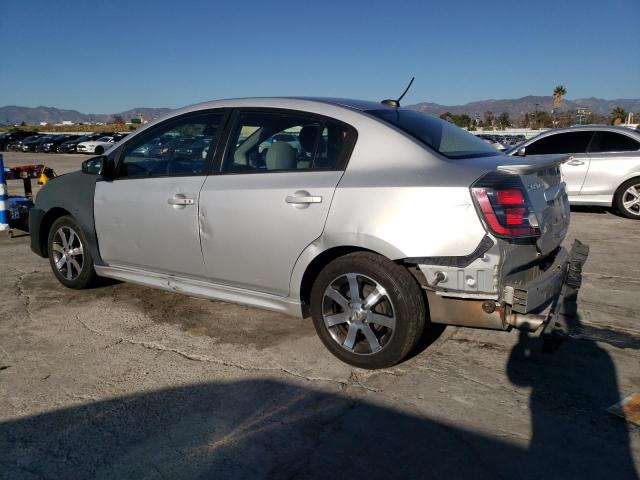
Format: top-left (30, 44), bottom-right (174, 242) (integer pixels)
top-left (553, 85), bottom-right (567, 109)
top-left (611, 107), bottom-right (627, 125)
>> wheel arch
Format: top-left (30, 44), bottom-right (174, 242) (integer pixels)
top-left (614, 174), bottom-right (640, 199)
top-left (39, 207), bottom-right (72, 257)
top-left (293, 234), bottom-right (407, 316)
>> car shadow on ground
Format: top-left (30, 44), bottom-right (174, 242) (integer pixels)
top-left (570, 205), bottom-right (616, 216)
top-left (2, 320), bottom-right (638, 480)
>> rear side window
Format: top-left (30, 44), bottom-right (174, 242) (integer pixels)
top-left (525, 131), bottom-right (594, 155)
top-left (367, 109), bottom-right (500, 159)
top-left (588, 131), bottom-right (640, 153)
top-left (223, 111), bottom-right (355, 173)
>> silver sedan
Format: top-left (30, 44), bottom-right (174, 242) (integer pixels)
top-left (30, 97), bottom-right (586, 368)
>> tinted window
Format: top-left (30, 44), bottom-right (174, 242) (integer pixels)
top-left (588, 131), bottom-right (640, 153)
top-left (367, 109), bottom-right (500, 159)
top-left (525, 131), bottom-right (594, 155)
top-left (223, 111), bottom-right (355, 173)
top-left (118, 112), bottom-right (224, 178)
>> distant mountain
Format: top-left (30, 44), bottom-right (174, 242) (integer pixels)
top-left (406, 96), bottom-right (640, 119)
top-left (1, 96), bottom-right (639, 125)
top-left (0, 106), bottom-right (173, 125)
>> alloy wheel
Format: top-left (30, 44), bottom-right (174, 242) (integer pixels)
top-left (322, 273), bottom-right (396, 355)
top-left (622, 184), bottom-right (640, 217)
top-left (52, 226), bottom-right (84, 280)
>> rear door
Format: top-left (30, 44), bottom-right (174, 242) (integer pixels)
top-left (582, 130), bottom-right (640, 196)
top-left (94, 110), bottom-right (227, 277)
top-left (524, 131), bottom-right (594, 195)
top-left (199, 109), bottom-right (357, 296)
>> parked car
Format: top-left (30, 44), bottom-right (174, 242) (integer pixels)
top-left (506, 126), bottom-right (640, 219)
top-left (58, 134), bottom-right (103, 153)
top-left (32, 135), bottom-right (62, 153)
top-left (40, 134), bottom-right (80, 153)
top-left (0, 131), bottom-right (38, 151)
top-left (29, 98), bottom-right (586, 368)
top-left (76, 133), bottom-right (129, 154)
top-left (7, 134), bottom-right (44, 151)
top-left (76, 136), bottom-right (116, 154)
top-left (21, 135), bottom-right (55, 152)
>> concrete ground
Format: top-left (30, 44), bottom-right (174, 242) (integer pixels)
top-left (1, 152), bottom-right (639, 479)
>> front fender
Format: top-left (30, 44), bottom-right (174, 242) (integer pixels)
top-left (33, 171), bottom-right (104, 265)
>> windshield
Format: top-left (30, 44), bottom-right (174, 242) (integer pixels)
top-left (367, 109), bottom-right (500, 159)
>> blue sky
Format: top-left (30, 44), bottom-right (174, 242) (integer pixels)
top-left (0, 0), bottom-right (638, 113)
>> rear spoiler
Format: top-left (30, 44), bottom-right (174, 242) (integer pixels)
top-left (496, 154), bottom-right (569, 175)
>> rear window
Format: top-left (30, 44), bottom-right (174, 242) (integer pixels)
top-left (367, 109), bottom-right (500, 159)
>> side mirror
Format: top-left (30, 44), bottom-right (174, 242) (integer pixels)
top-left (516, 147), bottom-right (526, 157)
top-left (81, 155), bottom-right (115, 178)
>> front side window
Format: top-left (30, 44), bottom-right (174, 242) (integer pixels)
top-left (223, 111), bottom-right (355, 173)
top-left (367, 109), bottom-right (500, 159)
top-left (525, 131), bottom-right (594, 155)
top-left (118, 112), bottom-right (224, 178)
top-left (588, 131), bottom-right (640, 153)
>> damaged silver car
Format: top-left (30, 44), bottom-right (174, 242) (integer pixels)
top-left (29, 97), bottom-right (587, 368)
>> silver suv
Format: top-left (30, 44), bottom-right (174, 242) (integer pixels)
top-left (29, 98), bottom-right (587, 369)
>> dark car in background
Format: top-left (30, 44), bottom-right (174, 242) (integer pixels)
top-left (0, 131), bottom-right (38, 151)
top-left (58, 134), bottom-right (104, 153)
top-left (9, 134), bottom-right (44, 151)
top-left (31, 135), bottom-right (59, 153)
top-left (41, 134), bottom-right (81, 153)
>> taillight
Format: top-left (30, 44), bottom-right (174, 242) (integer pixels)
top-left (471, 182), bottom-right (540, 238)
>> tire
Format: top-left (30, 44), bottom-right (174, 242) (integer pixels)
top-left (94, 146), bottom-right (104, 155)
top-left (310, 252), bottom-right (426, 369)
top-left (614, 177), bottom-right (640, 219)
top-left (47, 215), bottom-right (97, 289)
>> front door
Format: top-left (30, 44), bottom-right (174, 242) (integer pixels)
top-left (199, 109), bottom-right (356, 296)
top-left (94, 110), bottom-right (227, 277)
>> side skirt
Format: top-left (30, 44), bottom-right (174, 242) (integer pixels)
top-left (94, 265), bottom-right (304, 318)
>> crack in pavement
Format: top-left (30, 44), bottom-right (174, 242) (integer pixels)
top-left (74, 315), bottom-right (379, 392)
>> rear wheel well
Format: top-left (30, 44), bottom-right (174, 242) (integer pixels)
top-left (40, 208), bottom-right (72, 256)
top-left (300, 246), bottom-right (394, 314)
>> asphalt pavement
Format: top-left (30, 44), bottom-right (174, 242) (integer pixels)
top-left (0, 152), bottom-right (638, 479)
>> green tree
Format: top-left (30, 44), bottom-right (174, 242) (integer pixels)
top-left (611, 106), bottom-right (626, 125)
top-left (497, 112), bottom-right (511, 128)
top-left (553, 85), bottom-right (567, 109)
top-left (483, 111), bottom-right (494, 128)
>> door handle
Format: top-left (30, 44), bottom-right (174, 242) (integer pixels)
top-left (566, 158), bottom-right (585, 166)
top-left (168, 194), bottom-right (195, 207)
top-left (286, 195), bottom-right (322, 204)
top-left (285, 190), bottom-right (322, 209)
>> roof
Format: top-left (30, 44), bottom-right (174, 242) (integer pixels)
top-left (544, 125), bottom-right (640, 136)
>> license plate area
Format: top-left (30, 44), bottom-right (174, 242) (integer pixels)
top-left (504, 247), bottom-right (569, 314)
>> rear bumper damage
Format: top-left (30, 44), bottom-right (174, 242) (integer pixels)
top-left (425, 240), bottom-right (589, 333)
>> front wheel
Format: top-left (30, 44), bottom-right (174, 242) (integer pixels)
top-left (47, 215), bottom-right (97, 289)
top-left (310, 252), bottom-right (426, 369)
top-left (614, 177), bottom-right (640, 219)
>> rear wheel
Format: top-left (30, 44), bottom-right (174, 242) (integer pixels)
top-left (614, 177), bottom-right (640, 219)
top-left (47, 215), bottom-right (97, 289)
top-left (310, 252), bottom-right (425, 369)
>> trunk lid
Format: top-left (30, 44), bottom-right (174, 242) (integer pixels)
top-left (459, 153), bottom-right (570, 256)
top-left (501, 154), bottom-right (570, 255)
